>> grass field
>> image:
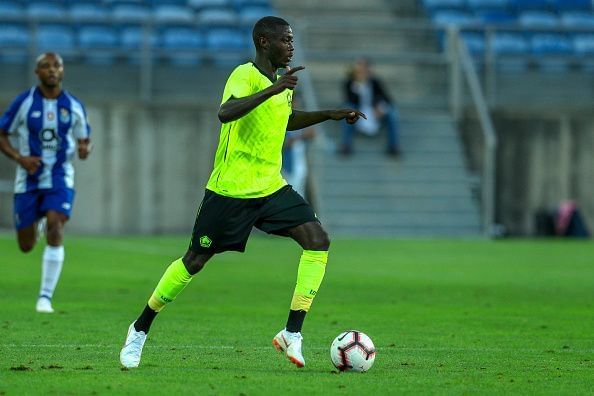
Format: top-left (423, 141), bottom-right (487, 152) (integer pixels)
top-left (1, 234), bottom-right (593, 395)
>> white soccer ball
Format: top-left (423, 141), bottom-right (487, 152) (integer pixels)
top-left (330, 330), bottom-right (376, 372)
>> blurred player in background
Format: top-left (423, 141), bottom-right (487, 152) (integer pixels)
top-left (0, 52), bottom-right (92, 313)
top-left (120, 16), bottom-right (365, 369)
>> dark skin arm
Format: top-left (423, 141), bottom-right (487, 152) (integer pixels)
top-left (0, 131), bottom-right (41, 174)
top-left (218, 66), bottom-right (305, 123)
top-left (287, 109), bottom-right (366, 131)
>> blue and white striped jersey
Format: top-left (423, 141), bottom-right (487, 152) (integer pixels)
top-left (0, 87), bottom-right (91, 193)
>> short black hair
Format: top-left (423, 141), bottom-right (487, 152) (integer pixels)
top-left (252, 16), bottom-right (290, 48)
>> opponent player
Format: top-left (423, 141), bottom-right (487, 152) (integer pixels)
top-left (0, 53), bottom-right (92, 313)
top-left (120, 16), bottom-right (365, 368)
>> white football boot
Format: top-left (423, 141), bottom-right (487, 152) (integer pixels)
top-left (272, 329), bottom-right (305, 368)
top-left (35, 296), bottom-right (54, 313)
top-left (120, 322), bottom-right (147, 368)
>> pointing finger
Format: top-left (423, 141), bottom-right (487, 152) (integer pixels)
top-left (285, 66), bottom-right (305, 75)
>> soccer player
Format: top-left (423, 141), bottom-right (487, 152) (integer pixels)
top-left (119, 16), bottom-right (365, 369)
top-left (0, 52), bottom-right (92, 313)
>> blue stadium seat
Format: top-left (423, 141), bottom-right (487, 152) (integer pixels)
top-left (79, 25), bottom-right (119, 64)
top-left (112, 3), bottom-right (152, 24)
top-left (239, 5), bottom-right (275, 25)
top-left (466, 0), bottom-right (508, 12)
top-left (518, 11), bottom-right (559, 27)
top-left (475, 10), bottom-right (516, 24)
top-left (189, 0), bottom-right (232, 10)
top-left (0, 24), bottom-right (30, 63)
top-left (531, 33), bottom-right (573, 71)
top-left (27, 1), bottom-right (66, 20)
top-left (508, 0), bottom-right (549, 11)
top-left (160, 27), bottom-right (205, 66)
top-left (492, 32), bottom-right (529, 54)
top-left (153, 4), bottom-right (196, 25)
top-left (432, 10), bottom-right (479, 27)
top-left (549, 0), bottom-right (592, 12)
top-left (462, 32), bottom-right (486, 54)
top-left (196, 7), bottom-right (239, 26)
top-left (560, 12), bottom-right (594, 28)
top-left (573, 34), bottom-right (594, 55)
top-left (233, 0), bottom-right (272, 9)
top-left (0, 2), bottom-right (25, 19)
top-left (422, 0), bottom-right (465, 13)
top-left (68, 3), bottom-right (110, 22)
top-left (206, 27), bottom-right (247, 49)
top-left (120, 26), bottom-right (158, 64)
top-left (35, 25), bottom-right (76, 55)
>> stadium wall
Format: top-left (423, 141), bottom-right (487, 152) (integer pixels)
top-left (462, 112), bottom-right (594, 236)
top-left (0, 102), bottom-right (220, 234)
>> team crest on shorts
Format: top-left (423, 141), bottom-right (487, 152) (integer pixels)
top-left (199, 235), bottom-right (212, 248)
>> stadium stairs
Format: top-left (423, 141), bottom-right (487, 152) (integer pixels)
top-left (275, 0), bottom-right (482, 237)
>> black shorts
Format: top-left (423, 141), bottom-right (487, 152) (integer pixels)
top-left (188, 185), bottom-right (319, 254)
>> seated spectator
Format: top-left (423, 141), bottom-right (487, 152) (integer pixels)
top-left (339, 58), bottom-right (400, 157)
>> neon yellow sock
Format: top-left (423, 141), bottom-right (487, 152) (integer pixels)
top-left (290, 250), bottom-right (328, 312)
top-left (148, 258), bottom-right (193, 312)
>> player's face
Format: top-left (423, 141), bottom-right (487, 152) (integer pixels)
top-left (269, 26), bottom-right (294, 69)
top-left (35, 55), bottom-right (64, 88)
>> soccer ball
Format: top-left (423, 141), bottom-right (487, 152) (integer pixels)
top-left (330, 330), bottom-right (376, 372)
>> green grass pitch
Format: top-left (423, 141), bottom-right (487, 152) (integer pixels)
top-left (1, 234), bottom-right (593, 394)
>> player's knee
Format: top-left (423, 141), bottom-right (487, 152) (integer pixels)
top-left (309, 229), bottom-right (330, 251)
top-left (18, 240), bottom-right (35, 253)
top-left (182, 250), bottom-right (211, 275)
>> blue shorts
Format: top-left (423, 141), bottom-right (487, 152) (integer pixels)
top-left (13, 188), bottom-right (75, 231)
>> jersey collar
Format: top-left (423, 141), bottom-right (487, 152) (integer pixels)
top-left (250, 61), bottom-right (277, 83)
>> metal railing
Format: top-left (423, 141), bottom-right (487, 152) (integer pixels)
top-left (448, 27), bottom-right (498, 237)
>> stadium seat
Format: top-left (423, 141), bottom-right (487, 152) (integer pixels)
top-left (531, 33), bottom-right (573, 71)
top-left (188, 0), bottom-right (232, 10)
top-left (431, 10), bottom-right (479, 27)
top-left (560, 12), bottom-right (594, 28)
top-left (422, 0), bottom-right (465, 13)
top-left (475, 10), bottom-right (516, 24)
top-left (573, 34), bottom-right (594, 55)
top-left (492, 32), bottom-right (530, 54)
top-left (35, 25), bottom-right (76, 56)
top-left (79, 25), bottom-right (119, 64)
top-left (153, 4), bottom-right (196, 25)
top-left (233, 0), bottom-right (272, 10)
top-left (206, 27), bottom-right (247, 49)
top-left (160, 27), bottom-right (205, 65)
top-left (0, 24), bottom-right (30, 63)
top-left (0, 2), bottom-right (25, 19)
top-left (239, 5), bottom-right (276, 25)
top-left (120, 26), bottom-right (158, 64)
top-left (112, 3), bottom-right (152, 24)
top-left (196, 7), bottom-right (239, 26)
top-left (508, 0), bottom-right (549, 11)
top-left (549, 0), bottom-right (592, 12)
top-left (68, 3), bottom-right (110, 22)
top-left (518, 11), bottom-right (559, 27)
top-left (462, 32), bottom-right (486, 55)
top-left (27, 2), bottom-right (66, 21)
top-left (466, 0), bottom-right (508, 12)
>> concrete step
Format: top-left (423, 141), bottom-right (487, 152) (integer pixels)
top-left (318, 167), bottom-right (474, 183)
top-left (318, 182), bottom-right (474, 197)
top-left (318, 196), bottom-right (477, 212)
top-left (323, 212), bottom-right (480, 227)
top-left (323, 226), bottom-right (482, 237)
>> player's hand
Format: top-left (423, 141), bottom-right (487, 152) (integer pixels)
top-left (18, 156), bottom-right (42, 175)
top-left (270, 66), bottom-right (305, 94)
top-left (77, 138), bottom-right (92, 160)
top-left (329, 109), bottom-right (367, 124)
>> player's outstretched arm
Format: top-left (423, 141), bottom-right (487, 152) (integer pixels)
top-left (218, 66), bottom-right (305, 123)
top-left (287, 108), bottom-right (366, 131)
top-left (0, 131), bottom-right (41, 174)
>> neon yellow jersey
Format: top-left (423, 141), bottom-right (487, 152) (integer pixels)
top-left (206, 62), bottom-right (293, 198)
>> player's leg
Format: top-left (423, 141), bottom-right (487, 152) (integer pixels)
top-left (121, 190), bottom-right (256, 368)
top-left (35, 210), bottom-right (68, 313)
top-left (257, 186), bottom-right (329, 367)
top-left (384, 104), bottom-right (400, 155)
top-left (35, 188), bottom-right (74, 313)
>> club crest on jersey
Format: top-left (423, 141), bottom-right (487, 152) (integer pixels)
top-left (39, 128), bottom-right (61, 151)
top-left (59, 108), bottom-right (70, 123)
top-left (286, 92), bottom-right (292, 108)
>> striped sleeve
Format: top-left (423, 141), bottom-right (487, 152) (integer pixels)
top-left (0, 90), bottom-right (30, 134)
top-left (69, 95), bottom-right (91, 139)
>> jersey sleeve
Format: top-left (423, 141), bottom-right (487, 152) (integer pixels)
top-left (221, 66), bottom-right (253, 104)
top-left (72, 101), bottom-right (91, 139)
top-left (0, 91), bottom-right (29, 134)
